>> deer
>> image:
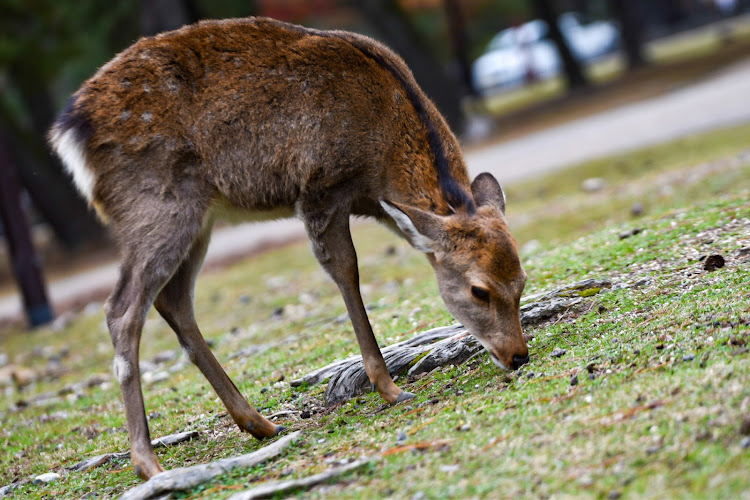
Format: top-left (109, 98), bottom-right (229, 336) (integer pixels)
top-left (48, 17), bottom-right (529, 479)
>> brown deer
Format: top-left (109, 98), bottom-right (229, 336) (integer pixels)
top-left (49, 17), bottom-right (529, 479)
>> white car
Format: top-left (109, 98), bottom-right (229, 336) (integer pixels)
top-left (473, 13), bottom-right (620, 94)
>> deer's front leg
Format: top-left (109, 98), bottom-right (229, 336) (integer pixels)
top-left (302, 203), bottom-right (413, 404)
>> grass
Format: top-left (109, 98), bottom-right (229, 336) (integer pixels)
top-left (0, 123), bottom-right (749, 498)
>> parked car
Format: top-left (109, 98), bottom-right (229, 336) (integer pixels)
top-left (473, 12), bottom-right (620, 95)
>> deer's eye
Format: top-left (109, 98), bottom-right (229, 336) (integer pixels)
top-left (471, 286), bottom-right (490, 302)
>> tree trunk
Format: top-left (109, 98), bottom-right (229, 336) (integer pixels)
top-left (609, 0), bottom-right (646, 69)
top-left (0, 126), bottom-right (53, 327)
top-left (443, 0), bottom-right (478, 98)
top-left (351, 0), bottom-right (465, 133)
top-left (531, 0), bottom-right (589, 90)
top-left (1, 77), bottom-right (103, 250)
top-left (139, 0), bottom-right (200, 35)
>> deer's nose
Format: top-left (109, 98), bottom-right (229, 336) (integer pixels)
top-left (512, 354), bottom-right (530, 370)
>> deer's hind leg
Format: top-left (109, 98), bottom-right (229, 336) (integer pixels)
top-left (154, 223), bottom-right (283, 440)
top-left (105, 199), bottom-right (210, 480)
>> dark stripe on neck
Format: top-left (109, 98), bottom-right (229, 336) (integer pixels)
top-left (284, 20), bottom-right (475, 214)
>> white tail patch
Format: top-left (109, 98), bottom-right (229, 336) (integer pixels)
top-left (50, 126), bottom-right (95, 203)
top-left (380, 201), bottom-right (435, 253)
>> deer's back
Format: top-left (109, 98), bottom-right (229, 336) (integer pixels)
top-left (57, 18), bottom-right (421, 217)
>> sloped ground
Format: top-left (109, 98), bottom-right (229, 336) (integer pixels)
top-left (0, 124), bottom-right (748, 498)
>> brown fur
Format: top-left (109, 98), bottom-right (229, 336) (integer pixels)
top-left (49, 17), bottom-right (528, 480)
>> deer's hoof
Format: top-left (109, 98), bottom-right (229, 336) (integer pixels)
top-left (396, 391), bottom-right (415, 404)
top-left (133, 459), bottom-right (165, 480)
top-left (274, 424), bottom-right (288, 436)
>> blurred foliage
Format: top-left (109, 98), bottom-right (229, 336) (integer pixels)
top-left (0, 0), bottom-right (535, 113)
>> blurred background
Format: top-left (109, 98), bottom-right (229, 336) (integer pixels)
top-left (2, 0), bottom-right (750, 327)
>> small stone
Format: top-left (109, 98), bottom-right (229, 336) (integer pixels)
top-left (646, 445), bottom-right (660, 454)
top-left (740, 437), bottom-right (750, 449)
top-left (683, 354), bottom-right (695, 362)
top-left (550, 348), bottom-right (567, 358)
top-left (740, 416), bottom-right (750, 436)
top-left (260, 386), bottom-right (269, 394)
top-left (239, 294), bottom-right (251, 305)
top-left (631, 202), bottom-right (645, 217)
top-left (618, 228), bottom-right (643, 240)
top-left (317, 438), bottom-right (326, 444)
top-left (703, 254), bottom-right (725, 271)
top-left (608, 491), bottom-right (622, 500)
top-left (439, 464), bottom-right (460, 473)
top-left (459, 423), bottom-right (471, 432)
top-left (300, 410), bottom-right (311, 419)
top-left (412, 492), bottom-right (426, 500)
top-left (570, 374), bottom-right (579, 386)
top-left (396, 431), bottom-right (407, 444)
top-left (33, 472), bottom-right (61, 484)
top-left (578, 474), bottom-right (594, 487)
top-left (582, 177), bottom-right (606, 192)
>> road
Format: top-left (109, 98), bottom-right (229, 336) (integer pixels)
top-left (2, 57), bottom-right (750, 327)
top-left (466, 57), bottom-right (750, 182)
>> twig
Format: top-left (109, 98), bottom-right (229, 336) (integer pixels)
top-left (226, 458), bottom-right (372, 500)
top-left (480, 435), bottom-right (508, 452)
top-left (119, 431), bottom-right (301, 500)
top-left (381, 439), bottom-right (451, 457)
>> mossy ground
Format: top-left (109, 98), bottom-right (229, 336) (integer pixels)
top-left (0, 123), bottom-right (748, 498)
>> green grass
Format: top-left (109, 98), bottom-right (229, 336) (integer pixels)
top-left (0, 123), bottom-right (749, 498)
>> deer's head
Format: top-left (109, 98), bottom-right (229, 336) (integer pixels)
top-left (383, 173), bottom-right (529, 370)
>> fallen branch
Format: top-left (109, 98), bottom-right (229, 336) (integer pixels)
top-left (68, 430), bottom-right (199, 472)
top-left (119, 431), bottom-right (301, 500)
top-left (226, 458), bottom-right (371, 500)
top-left (292, 279), bottom-right (611, 404)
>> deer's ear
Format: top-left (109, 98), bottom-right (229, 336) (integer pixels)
top-left (471, 172), bottom-right (506, 214)
top-left (380, 200), bottom-right (443, 253)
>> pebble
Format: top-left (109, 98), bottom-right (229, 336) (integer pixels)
top-left (740, 437), bottom-right (750, 449)
top-left (618, 228), bottom-right (643, 240)
top-left (396, 431), bottom-right (407, 444)
top-left (608, 491), bottom-right (622, 500)
top-left (582, 177), bottom-right (606, 192)
top-left (570, 374), bottom-right (579, 386)
top-left (550, 348), bottom-right (567, 358)
top-left (300, 410), bottom-right (311, 419)
top-left (702, 254), bottom-right (725, 272)
top-left (459, 423), bottom-right (471, 432)
top-left (33, 472), bottom-right (61, 484)
top-left (578, 474), bottom-right (594, 487)
top-left (411, 492), bottom-right (426, 500)
top-left (439, 464), bottom-right (460, 473)
top-left (683, 354), bottom-right (695, 362)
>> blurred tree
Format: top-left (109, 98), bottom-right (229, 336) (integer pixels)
top-left (0, 1), bottom-right (138, 248)
top-left (531, 0), bottom-right (589, 90)
top-left (609, 0), bottom-right (646, 69)
top-left (140, 0), bottom-right (201, 35)
top-left (0, 124), bottom-right (53, 327)
top-left (351, 0), bottom-right (465, 132)
top-left (444, 0), bottom-right (477, 97)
